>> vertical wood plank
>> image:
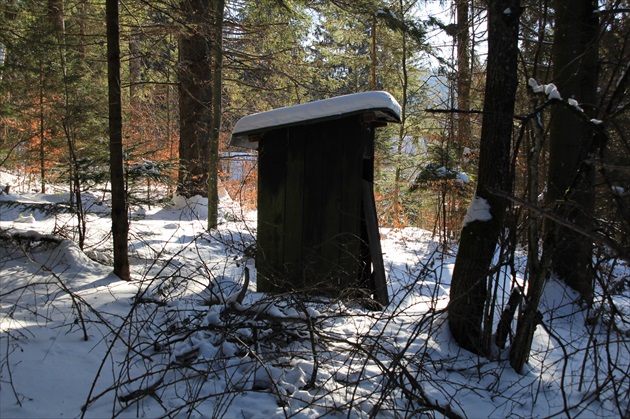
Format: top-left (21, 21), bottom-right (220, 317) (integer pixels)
top-left (256, 130), bottom-right (287, 292)
top-left (359, 122), bottom-right (375, 293)
top-left (338, 117), bottom-right (363, 290)
top-left (283, 126), bottom-right (306, 289)
top-left (301, 123), bottom-right (325, 289)
top-left (320, 120), bottom-right (344, 288)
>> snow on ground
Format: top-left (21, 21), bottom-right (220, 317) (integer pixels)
top-left (1, 170), bottom-right (628, 418)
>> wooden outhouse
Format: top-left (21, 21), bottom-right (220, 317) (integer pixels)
top-left (230, 91), bottom-right (401, 306)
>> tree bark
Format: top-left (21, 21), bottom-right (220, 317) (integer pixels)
top-left (48, 0), bottom-right (64, 33)
top-left (392, 0), bottom-right (408, 227)
top-left (42, 0), bottom-right (65, 193)
top-left (178, 0), bottom-right (212, 198)
top-left (208, 0), bottom-right (224, 229)
top-left (106, 0), bottom-right (131, 281)
top-left (370, 14), bottom-right (377, 90)
top-left (448, 0), bottom-right (521, 356)
top-left (129, 27), bottom-right (141, 104)
top-left (544, 0), bottom-right (598, 303)
top-left (39, 68), bottom-right (46, 193)
top-left (456, 0), bottom-right (472, 148)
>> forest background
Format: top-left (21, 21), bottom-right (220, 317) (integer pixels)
top-left (0, 0), bottom-right (488, 238)
top-left (1, 0), bottom-right (630, 416)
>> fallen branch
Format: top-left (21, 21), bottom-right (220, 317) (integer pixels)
top-left (118, 377), bottom-right (164, 404)
top-left (0, 229), bottom-right (63, 245)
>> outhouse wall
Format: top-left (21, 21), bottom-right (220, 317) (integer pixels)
top-left (256, 115), bottom-right (373, 294)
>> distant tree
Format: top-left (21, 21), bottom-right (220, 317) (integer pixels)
top-left (383, 1), bottom-right (429, 227)
top-left (307, 0), bottom-right (376, 96)
top-left (448, 0), bottom-right (521, 355)
top-left (107, 0), bottom-right (131, 281)
top-left (128, 26), bottom-right (142, 104)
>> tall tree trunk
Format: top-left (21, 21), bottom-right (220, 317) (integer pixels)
top-left (544, 0), bottom-right (598, 303)
top-left (448, 0), bottom-right (521, 356)
top-left (167, 63), bottom-right (175, 199)
top-left (48, 0), bottom-right (64, 33)
top-left (106, 0), bottom-right (131, 281)
top-left (208, 0), bottom-right (224, 229)
top-left (129, 28), bottom-right (141, 104)
top-left (63, 121), bottom-right (86, 249)
top-left (392, 0), bottom-right (408, 227)
top-left (178, 0), bottom-right (212, 198)
top-left (43, 0), bottom-right (65, 193)
top-left (370, 14), bottom-right (377, 90)
top-left (456, 0), bottom-right (471, 148)
top-left (77, 0), bottom-right (88, 59)
top-left (39, 67), bottom-right (46, 193)
top-left (0, 1), bottom-right (15, 138)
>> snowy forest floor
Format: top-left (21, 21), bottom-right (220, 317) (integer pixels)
top-left (0, 171), bottom-right (629, 418)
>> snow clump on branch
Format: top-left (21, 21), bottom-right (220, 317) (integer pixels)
top-left (528, 78), bottom-right (562, 100)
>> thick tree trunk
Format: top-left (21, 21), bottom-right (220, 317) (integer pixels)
top-left (448, 0), bottom-right (521, 356)
top-left (544, 0), bottom-right (598, 303)
top-left (106, 0), bottom-right (131, 281)
top-left (178, 0), bottom-right (212, 198)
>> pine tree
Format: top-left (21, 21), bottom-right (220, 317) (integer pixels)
top-left (107, 0), bottom-right (131, 281)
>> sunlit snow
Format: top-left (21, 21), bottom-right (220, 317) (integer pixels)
top-left (1, 170), bottom-right (628, 418)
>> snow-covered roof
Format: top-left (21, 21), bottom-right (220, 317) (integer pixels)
top-left (230, 91), bottom-right (401, 150)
